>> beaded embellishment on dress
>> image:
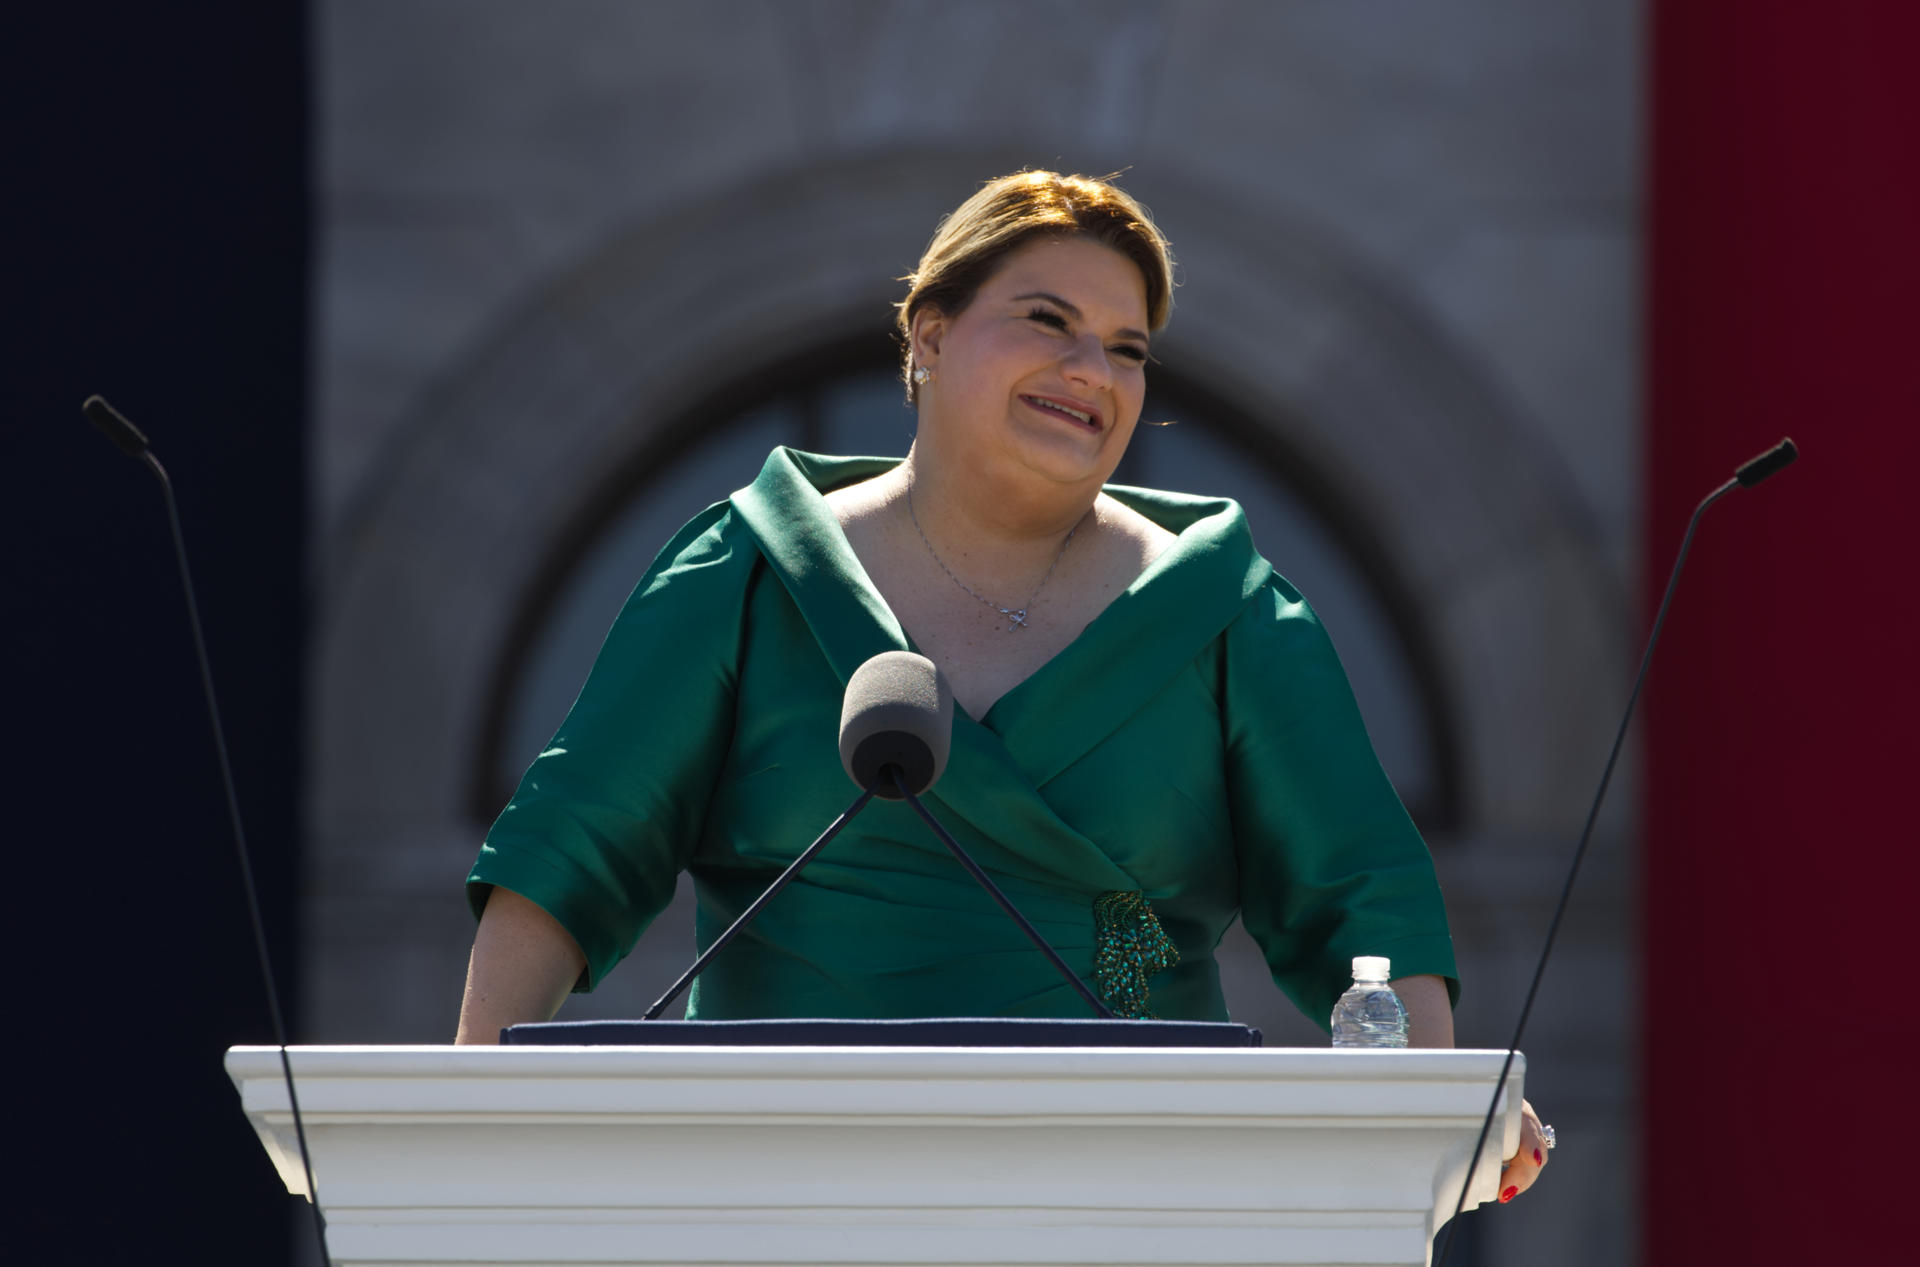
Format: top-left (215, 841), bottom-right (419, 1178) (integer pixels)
top-left (1092, 890), bottom-right (1179, 1019)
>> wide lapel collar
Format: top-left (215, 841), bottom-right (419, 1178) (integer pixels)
top-left (981, 486), bottom-right (1274, 790)
top-left (729, 447), bottom-right (907, 681)
top-left (727, 448), bottom-right (1143, 892)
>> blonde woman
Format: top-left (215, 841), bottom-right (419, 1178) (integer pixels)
top-left (458, 170), bottom-right (1548, 1202)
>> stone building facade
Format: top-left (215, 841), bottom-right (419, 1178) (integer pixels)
top-left (309, 5), bottom-right (1642, 1263)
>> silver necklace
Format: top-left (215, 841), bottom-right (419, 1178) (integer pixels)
top-left (906, 484), bottom-right (1085, 632)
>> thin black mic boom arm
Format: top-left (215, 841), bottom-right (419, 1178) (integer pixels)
top-left (896, 771), bottom-right (1116, 1020)
top-left (639, 769), bottom-right (1120, 1022)
top-left (1433, 437), bottom-right (1797, 1267)
top-left (641, 786), bottom-right (879, 1021)
top-left (80, 395), bottom-right (333, 1267)
top-left (643, 647), bottom-right (1118, 1022)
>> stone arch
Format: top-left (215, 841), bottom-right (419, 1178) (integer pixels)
top-left (310, 150), bottom-right (1627, 1037)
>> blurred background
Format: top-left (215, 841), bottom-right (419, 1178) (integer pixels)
top-left (10, 3), bottom-right (1913, 1265)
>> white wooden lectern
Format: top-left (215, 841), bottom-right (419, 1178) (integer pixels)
top-left (226, 1045), bottom-right (1522, 1267)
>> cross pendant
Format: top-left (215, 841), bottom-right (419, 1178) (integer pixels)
top-left (1001, 608), bottom-right (1029, 631)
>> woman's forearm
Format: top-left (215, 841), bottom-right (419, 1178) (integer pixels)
top-left (1393, 973), bottom-right (1455, 1048)
top-left (454, 887), bottom-right (588, 1044)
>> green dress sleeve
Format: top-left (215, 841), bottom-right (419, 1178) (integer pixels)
top-left (1224, 574), bottom-right (1460, 1030)
top-left (466, 502), bottom-right (752, 990)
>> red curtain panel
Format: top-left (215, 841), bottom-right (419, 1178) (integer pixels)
top-left (1644, 3), bottom-right (1920, 1262)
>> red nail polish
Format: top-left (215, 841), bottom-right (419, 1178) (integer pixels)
top-left (1534, 1148), bottom-right (1543, 1165)
top-left (1500, 1186), bottom-right (1518, 1203)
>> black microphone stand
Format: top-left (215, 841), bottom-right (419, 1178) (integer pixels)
top-left (642, 765), bottom-right (1118, 1022)
top-left (82, 397), bottom-right (333, 1267)
top-left (642, 786), bottom-right (878, 1020)
top-left (894, 770), bottom-right (1116, 1019)
top-left (1433, 439), bottom-right (1797, 1266)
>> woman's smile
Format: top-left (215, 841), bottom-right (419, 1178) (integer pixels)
top-left (1018, 392), bottom-right (1104, 431)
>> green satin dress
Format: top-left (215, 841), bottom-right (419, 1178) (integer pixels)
top-left (468, 448), bottom-right (1458, 1027)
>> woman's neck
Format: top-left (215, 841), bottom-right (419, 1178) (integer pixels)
top-left (888, 445), bottom-right (1099, 583)
top-left (903, 436), bottom-right (1096, 528)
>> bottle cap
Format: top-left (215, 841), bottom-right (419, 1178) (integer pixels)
top-left (1351, 955), bottom-right (1391, 982)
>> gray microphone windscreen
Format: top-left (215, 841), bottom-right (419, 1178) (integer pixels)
top-left (839, 651), bottom-right (953, 799)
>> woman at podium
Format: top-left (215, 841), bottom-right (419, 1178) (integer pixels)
top-left (456, 170), bottom-right (1548, 1201)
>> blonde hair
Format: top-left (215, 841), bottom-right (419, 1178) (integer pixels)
top-left (897, 170), bottom-right (1174, 401)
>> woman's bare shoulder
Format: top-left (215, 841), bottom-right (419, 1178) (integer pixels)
top-left (822, 471), bottom-right (899, 529)
top-left (1095, 492), bottom-right (1179, 562)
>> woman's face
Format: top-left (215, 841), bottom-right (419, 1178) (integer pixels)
top-left (914, 235), bottom-right (1151, 493)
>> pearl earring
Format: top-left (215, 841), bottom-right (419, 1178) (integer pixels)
top-left (912, 364), bottom-right (932, 386)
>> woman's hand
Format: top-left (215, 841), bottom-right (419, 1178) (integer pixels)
top-left (1388, 976), bottom-right (1549, 1204)
top-left (1498, 1099), bottom-right (1551, 1203)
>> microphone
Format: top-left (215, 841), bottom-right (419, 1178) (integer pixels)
top-left (645, 651), bottom-right (1116, 1020)
top-left (80, 396), bottom-right (333, 1267)
top-left (840, 649), bottom-right (953, 798)
top-left (1735, 437), bottom-right (1798, 487)
top-left (1433, 438), bottom-right (1800, 1264)
top-left (83, 394), bottom-right (152, 459)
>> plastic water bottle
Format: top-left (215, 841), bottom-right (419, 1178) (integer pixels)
top-left (1330, 955), bottom-right (1408, 1048)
